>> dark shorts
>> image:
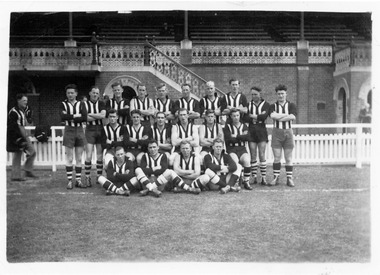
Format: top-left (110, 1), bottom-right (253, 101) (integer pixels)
top-left (85, 125), bottom-right (104, 144)
top-left (226, 146), bottom-right (248, 159)
top-left (126, 148), bottom-right (144, 157)
top-left (249, 123), bottom-right (268, 143)
top-left (200, 146), bottom-right (212, 154)
top-left (271, 128), bottom-right (295, 149)
top-left (63, 126), bottom-right (87, 148)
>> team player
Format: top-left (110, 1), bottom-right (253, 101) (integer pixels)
top-left (98, 146), bottom-right (142, 196)
top-left (199, 81), bottom-right (223, 124)
top-left (199, 109), bottom-right (224, 170)
top-left (60, 84), bottom-right (88, 189)
top-left (101, 109), bottom-right (133, 171)
top-left (221, 78), bottom-right (248, 123)
top-left (83, 86), bottom-right (106, 187)
top-left (106, 81), bottom-right (130, 125)
top-left (151, 111), bottom-right (173, 159)
top-left (223, 109), bottom-right (252, 190)
top-left (124, 109), bottom-right (152, 165)
top-left (203, 138), bottom-right (242, 194)
top-left (153, 83), bottom-right (175, 123)
top-left (174, 83), bottom-right (200, 122)
top-left (129, 84), bottom-right (155, 126)
top-left (173, 140), bottom-right (220, 194)
top-left (7, 93), bottom-right (37, 181)
top-left (136, 140), bottom-right (184, 197)
top-left (247, 86), bottom-right (271, 185)
top-left (268, 84), bottom-right (297, 187)
top-left (171, 108), bottom-right (200, 166)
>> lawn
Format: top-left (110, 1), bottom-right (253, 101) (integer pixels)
top-left (6, 165), bottom-right (371, 266)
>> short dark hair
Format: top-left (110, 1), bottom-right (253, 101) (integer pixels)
top-left (251, 86), bottom-right (262, 92)
top-left (115, 146), bottom-right (124, 152)
top-left (181, 83), bottom-right (192, 89)
top-left (230, 108), bottom-right (240, 115)
top-left (16, 93), bottom-right (27, 101)
top-left (205, 109), bottom-right (215, 116)
top-left (111, 81), bottom-right (122, 88)
top-left (178, 108), bottom-right (189, 114)
top-left (229, 78), bottom-right (240, 84)
top-left (147, 139), bottom-right (158, 146)
top-left (131, 109), bottom-right (141, 116)
top-left (275, 84), bottom-right (287, 92)
top-left (65, 84), bottom-right (78, 92)
top-left (137, 84), bottom-right (146, 90)
top-left (108, 108), bottom-right (118, 116)
top-left (155, 111), bottom-right (166, 118)
top-left (213, 138), bottom-right (224, 145)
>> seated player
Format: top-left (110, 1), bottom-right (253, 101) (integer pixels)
top-left (203, 138), bottom-right (242, 194)
top-left (124, 109), bottom-right (152, 165)
top-left (224, 108), bottom-right (252, 190)
top-left (173, 140), bottom-right (223, 194)
top-left (151, 111), bottom-right (172, 159)
top-left (97, 146), bottom-right (142, 196)
top-left (135, 139), bottom-right (187, 198)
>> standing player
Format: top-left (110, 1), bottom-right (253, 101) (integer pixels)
top-left (151, 111), bottom-right (172, 159)
top-left (203, 138), bottom-right (242, 194)
top-left (174, 83), bottom-right (200, 122)
top-left (60, 84), bottom-right (88, 189)
top-left (84, 86), bottom-right (106, 187)
top-left (224, 109), bottom-right (252, 190)
top-left (268, 84), bottom-right (297, 187)
top-left (106, 81), bottom-right (130, 126)
top-left (124, 109), bottom-right (152, 165)
top-left (98, 146), bottom-right (141, 196)
top-left (129, 84), bottom-right (155, 126)
top-left (153, 83), bottom-right (175, 123)
top-left (221, 78), bottom-right (248, 123)
top-left (7, 93), bottom-right (37, 181)
top-left (247, 86), bottom-right (271, 185)
top-left (199, 81), bottom-right (223, 124)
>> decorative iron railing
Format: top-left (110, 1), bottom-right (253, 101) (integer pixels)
top-left (147, 42), bottom-right (225, 98)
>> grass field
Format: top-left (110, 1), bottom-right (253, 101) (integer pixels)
top-left (6, 165), bottom-right (371, 265)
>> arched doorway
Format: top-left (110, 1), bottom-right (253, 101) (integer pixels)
top-left (104, 75), bottom-right (141, 99)
top-left (337, 88), bottom-right (347, 133)
top-left (367, 90), bottom-right (372, 108)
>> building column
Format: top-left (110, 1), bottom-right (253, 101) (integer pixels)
top-left (296, 40), bottom-right (310, 129)
top-left (180, 10), bottom-right (192, 65)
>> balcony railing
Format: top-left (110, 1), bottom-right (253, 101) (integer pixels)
top-left (334, 43), bottom-right (371, 73)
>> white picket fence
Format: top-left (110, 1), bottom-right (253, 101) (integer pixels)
top-left (6, 124), bottom-right (371, 171)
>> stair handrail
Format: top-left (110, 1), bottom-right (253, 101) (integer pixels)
top-left (145, 41), bottom-right (226, 97)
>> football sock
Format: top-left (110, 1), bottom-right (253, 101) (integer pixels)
top-left (250, 160), bottom-right (258, 177)
top-left (260, 161), bottom-right (267, 177)
top-left (66, 165), bottom-right (73, 181)
top-left (96, 161), bottom-right (103, 176)
top-left (84, 161), bottom-right (91, 177)
top-left (273, 162), bottom-right (281, 178)
top-left (243, 167), bottom-right (250, 183)
top-left (285, 165), bottom-right (293, 179)
top-left (228, 174), bottom-right (239, 186)
top-left (75, 166), bottom-right (82, 182)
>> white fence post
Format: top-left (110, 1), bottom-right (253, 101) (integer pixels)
top-left (51, 126), bottom-right (57, 172)
top-left (355, 125), bottom-right (363, 168)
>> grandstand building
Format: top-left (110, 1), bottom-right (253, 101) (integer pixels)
top-left (8, 11), bottom-right (372, 127)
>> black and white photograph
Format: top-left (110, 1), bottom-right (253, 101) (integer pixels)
top-left (1, 1), bottom-right (379, 274)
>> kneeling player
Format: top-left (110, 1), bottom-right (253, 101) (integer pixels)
top-left (203, 138), bottom-right (242, 194)
top-left (97, 146), bottom-right (141, 196)
top-left (224, 109), bottom-right (252, 190)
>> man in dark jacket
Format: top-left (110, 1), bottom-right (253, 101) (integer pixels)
top-left (7, 93), bottom-right (37, 181)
